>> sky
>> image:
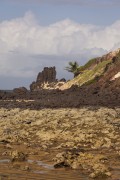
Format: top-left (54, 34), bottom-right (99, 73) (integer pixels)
top-left (0, 0), bottom-right (120, 89)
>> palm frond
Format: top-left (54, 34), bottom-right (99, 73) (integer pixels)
top-left (65, 61), bottom-right (80, 77)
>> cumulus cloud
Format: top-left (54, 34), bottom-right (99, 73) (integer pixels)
top-left (0, 11), bottom-right (120, 88)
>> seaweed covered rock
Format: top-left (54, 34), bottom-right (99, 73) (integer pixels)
top-left (53, 149), bottom-right (111, 179)
top-left (10, 150), bottom-right (27, 162)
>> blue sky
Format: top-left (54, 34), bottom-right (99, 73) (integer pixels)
top-left (1, 0), bottom-right (120, 25)
top-left (0, 0), bottom-right (120, 89)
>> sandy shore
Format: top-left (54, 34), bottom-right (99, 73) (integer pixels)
top-left (0, 105), bottom-right (120, 179)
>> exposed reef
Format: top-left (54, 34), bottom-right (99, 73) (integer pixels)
top-left (0, 107), bottom-right (120, 179)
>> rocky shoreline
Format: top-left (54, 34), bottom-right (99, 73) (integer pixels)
top-left (0, 77), bottom-right (120, 109)
top-left (0, 50), bottom-right (120, 179)
top-left (0, 104), bottom-right (120, 179)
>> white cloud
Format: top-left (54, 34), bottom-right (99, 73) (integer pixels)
top-left (0, 12), bottom-right (120, 88)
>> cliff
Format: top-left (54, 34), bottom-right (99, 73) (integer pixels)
top-left (60, 48), bottom-right (120, 90)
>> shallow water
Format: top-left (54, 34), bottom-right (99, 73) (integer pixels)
top-left (0, 159), bottom-right (10, 163)
top-left (31, 160), bottom-right (54, 170)
top-left (0, 143), bottom-right (89, 180)
top-left (0, 159), bottom-right (89, 180)
top-left (0, 144), bottom-right (120, 179)
top-left (0, 156), bottom-right (120, 179)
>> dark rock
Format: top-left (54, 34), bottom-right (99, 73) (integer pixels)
top-left (54, 162), bottom-right (69, 168)
top-left (30, 81), bottom-right (36, 91)
top-left (59, 78), bottom-right (66, 82)
top-left (53, 149), bottom-right (83, 169)
top-left (13, 87), bottom-right (28, 95)
top-left (37, 67), bottom-right (56, 83)
top-left (30, 67), bottom-right (57, 91)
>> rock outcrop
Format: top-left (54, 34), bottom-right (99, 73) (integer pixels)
top-left (13, 87), bottom-right (28, 95)
top-left (30, 67), bottom-right (66, 91)
top-left (37, 67), bottom-right (56, 83)
top-left (30, 67), bottom-right (57, 91)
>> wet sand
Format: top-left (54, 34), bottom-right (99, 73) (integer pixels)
top-left (0, 104), bottom-right (120, 179)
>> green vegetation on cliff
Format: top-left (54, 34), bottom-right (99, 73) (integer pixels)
top-left (68, 60), bottom-right (111, 86)
top-left (78, 58), bottom-right (97, 72)
top-left (62, 58), bottom-right (113, 90)
top-left (61, 48), bottom-right (120, 90)
top-left (65, 61), bottom-right (80, 77)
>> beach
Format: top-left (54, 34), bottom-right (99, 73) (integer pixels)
top-left (0, 102), bottom-right (120, 179)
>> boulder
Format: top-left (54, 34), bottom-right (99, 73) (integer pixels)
top-left (13, 87), bottom-right (28, 95)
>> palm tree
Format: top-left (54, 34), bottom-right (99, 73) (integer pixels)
top-left (65, 61), bottom-right (80, 77)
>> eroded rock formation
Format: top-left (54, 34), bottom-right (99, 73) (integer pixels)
top-left (30, 67), bottom-right (66, 91)
top-left (37, 67), bottom-right (56, 83)
top-left (30, 67), bottom-right (57, 91)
